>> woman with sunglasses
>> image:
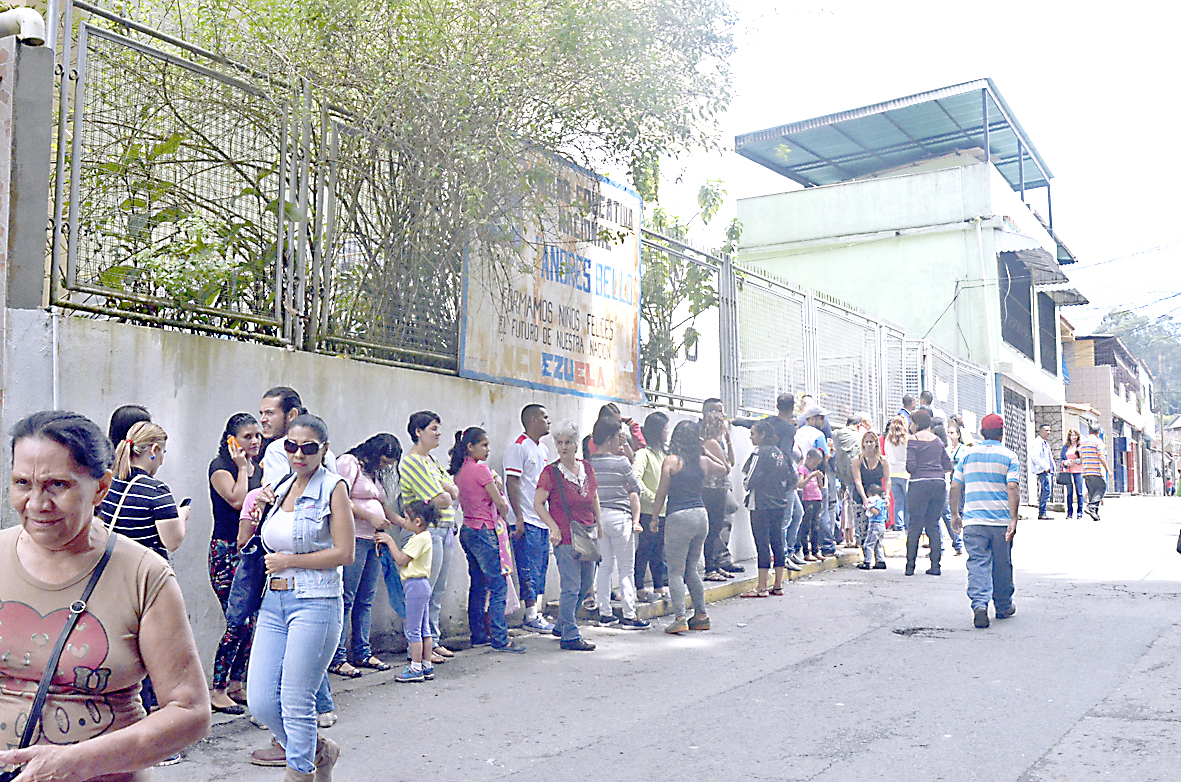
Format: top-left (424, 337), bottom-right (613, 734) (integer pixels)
top-left (246, 414), bottom-right (354, 782)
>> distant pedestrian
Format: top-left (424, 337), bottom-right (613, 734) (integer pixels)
top-left (633, 412), bottom-right (670, 602)
top-left (390, 501), bottom-right (437, 682)
top-left (857, 484), bottom-right (889, 570)
top-left (1031, 424), bottom-right (1055, 520)
top-left (897, 394), bottom-right (917, 427)
top-left (503, 404), bottom-right (555, 633)
top-left (796, 449), bottom-right (825, 561)
top-left (884, 416), bottom-right (910, 532)
top-left (401, 411), bottom-right (460, 664)
top-left (950, 413), bottom-right (1020, 629)
top-left (794, 406), bottom-right (834, 557)
top-left (652, 421), bottom-right (729, 634)
top-left (1060, 429), bottom-right (1085, 519)
top-left (1079, 423), bottom-right (1109, 520)
top-left (534, 420), bottom-right (601, 651)
top-left (941, 422), bottom-right (967, 555)
top-left (904, 409), bottom-right (952, 577)
top-left (850, 429), bottom-right (889, 558)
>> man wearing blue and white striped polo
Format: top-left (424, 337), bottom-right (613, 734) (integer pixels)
top-left (949, 413), bottom-right (1020, 630)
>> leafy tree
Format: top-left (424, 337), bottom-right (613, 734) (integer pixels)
top-left (1098, 309), bottom-right (1181, 414)
top-left (69, 0), bottom-right (736, 357)
top-left (638, 175), bottom-right (741, 395)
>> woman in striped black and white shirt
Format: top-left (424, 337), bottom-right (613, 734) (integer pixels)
top-left (99, 420), bottom-right (188, 559)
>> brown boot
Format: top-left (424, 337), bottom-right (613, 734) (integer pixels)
top-left (283, 768), bottom-right (314, 782)
top-left (314, 736), bottom-right (340, 782)
top-left (250, 738), bottom-right (286, 767)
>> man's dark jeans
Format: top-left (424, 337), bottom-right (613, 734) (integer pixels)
top-left (634, 513), bottom-right (667, 590)
top-left (1084, 474), bottom-right (1106, 518)
top-left (702, 487), bottom-right (729, 571)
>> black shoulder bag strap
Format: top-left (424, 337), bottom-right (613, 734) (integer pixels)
top-left (19, 531), bottom-right (118, 748)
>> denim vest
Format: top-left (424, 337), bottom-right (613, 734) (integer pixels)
top-left (270, 466), bottom-right (347, 599)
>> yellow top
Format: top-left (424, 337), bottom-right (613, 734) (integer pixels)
top-left (398, 531), bottom-right (432, 579)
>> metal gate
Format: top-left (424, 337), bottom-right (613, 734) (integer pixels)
top-left (1002, 386), bottom-right (1030, 498)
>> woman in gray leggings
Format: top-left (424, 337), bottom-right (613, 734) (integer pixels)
top-left (653, 421), bottom-right (730, 634)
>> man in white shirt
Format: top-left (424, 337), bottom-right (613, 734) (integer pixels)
top-left (259, 386), bottom-right (336, 487)
top-left (1030, 423), bottom-right (1055, 520)
top-left (504, 404), bottom-right (554, 632)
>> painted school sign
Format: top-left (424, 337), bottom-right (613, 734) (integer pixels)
top-left (460, 168), bottom-right (644, 403)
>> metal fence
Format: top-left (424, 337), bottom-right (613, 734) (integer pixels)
top-left (53, 16), bottom-right (287, 341)
top-left (50, 3), bottom-right (461, 368)
top-left (731, 264), bottom-right (910, 430)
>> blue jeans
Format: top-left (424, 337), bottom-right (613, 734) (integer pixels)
top-left (247, 590), bottom-right (343, 774)
top-left (428, 526), bottom-right (457, 640)
top-left (460, 526), bottom-right (509, 648)
top-left (818, 473), bottom-right (837, 554)
top-left (890, 477), bottom-right (908, 531)
top-left (783, 489), bottom-right (803, 554)
top-left (941, 500), bottom-right (964, 552)
top-left (1037, 472), bottom-right (1052, 515)
top-left (378, 545), bottom-right (406, 618)
top-left (963, 525), bottom-right (1014, 612)
top-left (513, 523), bottom-right (550, 606)
top-left (1064, 473), bottom-right (1084, 516)
top-left (554, 543), bottom-right (594, 641)
top-left (333, 537), bottom-right (381, 666)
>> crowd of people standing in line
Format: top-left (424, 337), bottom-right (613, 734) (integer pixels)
top-left (0, 381), bottom-right (1086, 780)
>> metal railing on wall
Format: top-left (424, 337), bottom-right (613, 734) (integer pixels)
top-left (48, 2), bottom-right (460, 371)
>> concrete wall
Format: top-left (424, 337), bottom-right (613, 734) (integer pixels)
top-left (1, 309), bottom-right (758, 669)
top-left (738, 160), bottom-right (991, 247)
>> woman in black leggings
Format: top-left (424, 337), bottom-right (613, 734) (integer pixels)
top-left (905, 408), bottom-right (953, 576)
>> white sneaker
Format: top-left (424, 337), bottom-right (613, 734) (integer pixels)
top-left (784, 559), bottom-right (802, 571)
top-left (790, 553), bottom-right (806, 566)
top-left (317, 711), bottom-right (338, 728)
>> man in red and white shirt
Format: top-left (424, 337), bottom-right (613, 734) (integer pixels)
top-left (504, 404), bottom-right (554, 632)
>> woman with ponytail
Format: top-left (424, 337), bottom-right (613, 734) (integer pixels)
top-left (450, 428), bottom-right (525, 653)
top-left (99, 421), bottom-right (188, 559)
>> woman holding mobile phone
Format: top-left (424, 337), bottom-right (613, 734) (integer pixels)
top-left (208, 413), bottom-right (264, 714)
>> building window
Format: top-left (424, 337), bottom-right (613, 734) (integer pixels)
top-left (1037, 292), bottom-right (1057, 374)
top-left (998, 253), bottom-right (1034, 361)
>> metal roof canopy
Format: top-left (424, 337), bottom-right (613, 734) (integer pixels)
top-left (735, 78), bottom-right (1052, 199)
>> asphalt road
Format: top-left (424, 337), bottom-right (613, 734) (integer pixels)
top-left (162, 494), bottom-right (1181, 782)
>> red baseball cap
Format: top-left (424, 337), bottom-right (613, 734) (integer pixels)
top-left (981, 413), bottom-right (1004, 430)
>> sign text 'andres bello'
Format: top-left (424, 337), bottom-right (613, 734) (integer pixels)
top-left (539, 243), bottom-right (637, 305)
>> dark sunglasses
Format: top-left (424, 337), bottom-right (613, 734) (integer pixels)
top-left (283, 439), bottom-right (324, 456)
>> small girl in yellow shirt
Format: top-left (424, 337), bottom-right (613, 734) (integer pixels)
top-left (388, 501), bottom-right (435, 683)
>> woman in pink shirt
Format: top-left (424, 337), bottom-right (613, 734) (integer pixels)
top-left (1060, 429), bottom-right (1085, 519)
top-left (330, 434), bottom-right (404, 678)
top-left (450, 427), bottom-right (526, 653)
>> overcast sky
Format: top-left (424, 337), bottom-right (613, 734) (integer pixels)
top-left (658, 0), bottom-right (1180, 334)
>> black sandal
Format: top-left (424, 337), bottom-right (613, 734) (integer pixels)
top-left (355, 656), bottom-right (391, 672)
top-left (329, 662), bottom-right (363, 678)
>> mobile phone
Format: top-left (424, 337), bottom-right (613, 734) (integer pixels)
top-left (180, 497), bottom-right (192, 508)
top-left (227, 434), bottom-right (239, 449)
